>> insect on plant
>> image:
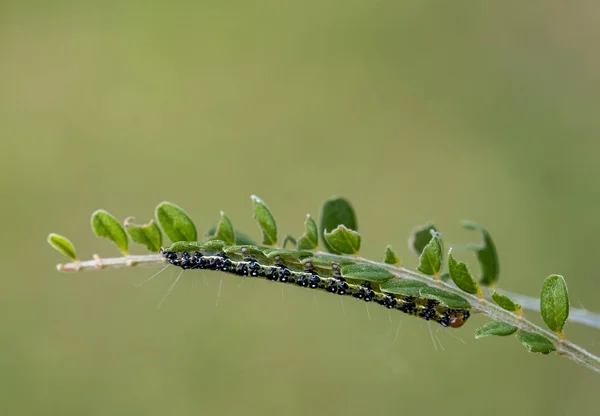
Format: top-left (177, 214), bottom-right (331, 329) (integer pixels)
top-left (47, 195), bottom-right (600, 374)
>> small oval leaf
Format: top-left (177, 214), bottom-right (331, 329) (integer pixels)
top-left (418, 286), bottom-right (471, 309)
top-left (282, 234), bottom-right (297, 248)
top-left (516, 331), bottom-right (556, 354)
top-left (475, 321), bottom-right (518, 338)
top-left (302, 256), bottom-right (353, 273)
top-left (47, 233), bottom-right (77, 260)
top-left (196, 239), bottom-right (227, 253)
top-left (163, 239), bottom-right (226, 254)
top-left (319, 196), bottom-right (358, 254)
top-left (264, 249), bottom-right (314, 262)
top-left (384, 245), bottom-right (401, 266)
top-left (155, 202), bottom-right (197, 243)
top-left (324, 225), bottom-right (361, 255)
top-left (222, 245), bottom-right (267, 258)
top-left (91, 209), bottom-right (129, 255)
top-left (232, 231), bottom-right (256, 246)
top-left (297, 214), bottom-right (319, 250)
top-left (211, 211), bottom-right (235, 245)
top-left (205, 226), bottom-right (256, 246)
top-left (417, 230), bottom-right (442, 276)
top-left (409, 223), bottom-right (438, 256)
top-left (492, 291), bottom-right (521, 312)
top-left (448, 249), bottom-right (479, 295)
top-left (162, 241), bottom-right (203, 253)
top-left (124, 218), bottom-right (163, 252)
top-left (540, 274), bottom-right (570, 333)
top-left (251, 195), bottom-right (277, 246)
top-left (380, 279), bottom-right (428, 297)
top-left (461, 220), bottom-right (499, 285)
top-left (341, 264), bottom-right (394, 282)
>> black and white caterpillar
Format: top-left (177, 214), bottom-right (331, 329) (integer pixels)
top-left (160, 248), bottom-right (470, 328)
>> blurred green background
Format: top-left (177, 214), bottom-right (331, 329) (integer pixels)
top-left (2, 1), bottom-right (600, 415)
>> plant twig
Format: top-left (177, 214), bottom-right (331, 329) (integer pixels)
top-left (56, 252), bottom-right (600, 374)
top-left (487, 289), bottom-right (600, 330)
top-left (315, 252), bottom-right (600, 374)
top-left (56, 254), bottom-right (166, 272)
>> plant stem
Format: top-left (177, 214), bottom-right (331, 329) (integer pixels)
top-left (56, 253), bottom-right (600, 374)
top-left (486, 289), bottom-right (600, 330)
top-left (56, 254), bottom-right (166, 271)
top-left (315, 252), bottom-right (600, 374)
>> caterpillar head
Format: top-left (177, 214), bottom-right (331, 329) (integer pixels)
top-left (448, 310), bottom-right (470, 328)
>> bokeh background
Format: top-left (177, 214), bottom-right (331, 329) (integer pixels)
top-left (2, 1), bottom-right (600, 415)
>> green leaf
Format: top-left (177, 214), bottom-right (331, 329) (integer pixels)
top-left (301, 256), bottom-right (353, 273)
top-left (124, 217), bottom-right (162, 252)
top-left (383, 245), bottom-right (401, 265)
top-left (516, 331), bottom-right (556, 354)
top-left (251, 195), bottom-right (277, 246)
top-left (222, 245), bottom-right (267, 258)
top-left (409, 223), bottom-right (438, 256)
top-left (205, 226), bottom-right (255, 246)
top-left (319, 196), bottom-right (358, 253)
top-left (155, 201), bottom-right (197, 243)
top-left (540, 274), bottom-right (570, 333)
top-left (163, 241), bottom-right (203, 253)
top-left (380, 279), bottom-right (428, 297)
top-left (305, 254), bottom-right (355, 266)
top-left (418, 286), bottom-right (471, 309)
top-left (196, 239), bottom-right (227, 253)
top-left (282, 234), bottom-right (297, 248)
top-left (297, 214), bottom-right (318, 250)
top-left (163, 239), bottom-right (226, 254)
top-left (324, 225), bottom-right (361, 255)
top-left (264, 249), bottom-right (314, 262)
top-left (417, 230), bottom-right (442, 276)
top-left (461, 220), bottom-right (499, 285)
top-left (380, 279), bottom-right (471, 309)
top-left (448, 249), bottom-right (479, 295)
top-left (47, 233), bottom-right (77, 260)
top-left (210, 211), bottom-right (235, 245)
top-left (492, 291), bottom-right (521, 312)
top-left (91, 209), bottom-right (129, 255)
top-left (341, 264), bottom-right (394, 282)
top-left (232, 231), bottom-right (256, 246)
top-left (475, 322), bottom-right (518, 338)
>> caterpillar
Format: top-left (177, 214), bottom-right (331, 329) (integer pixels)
top-left (160, 243), bottom-right (470, 328)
